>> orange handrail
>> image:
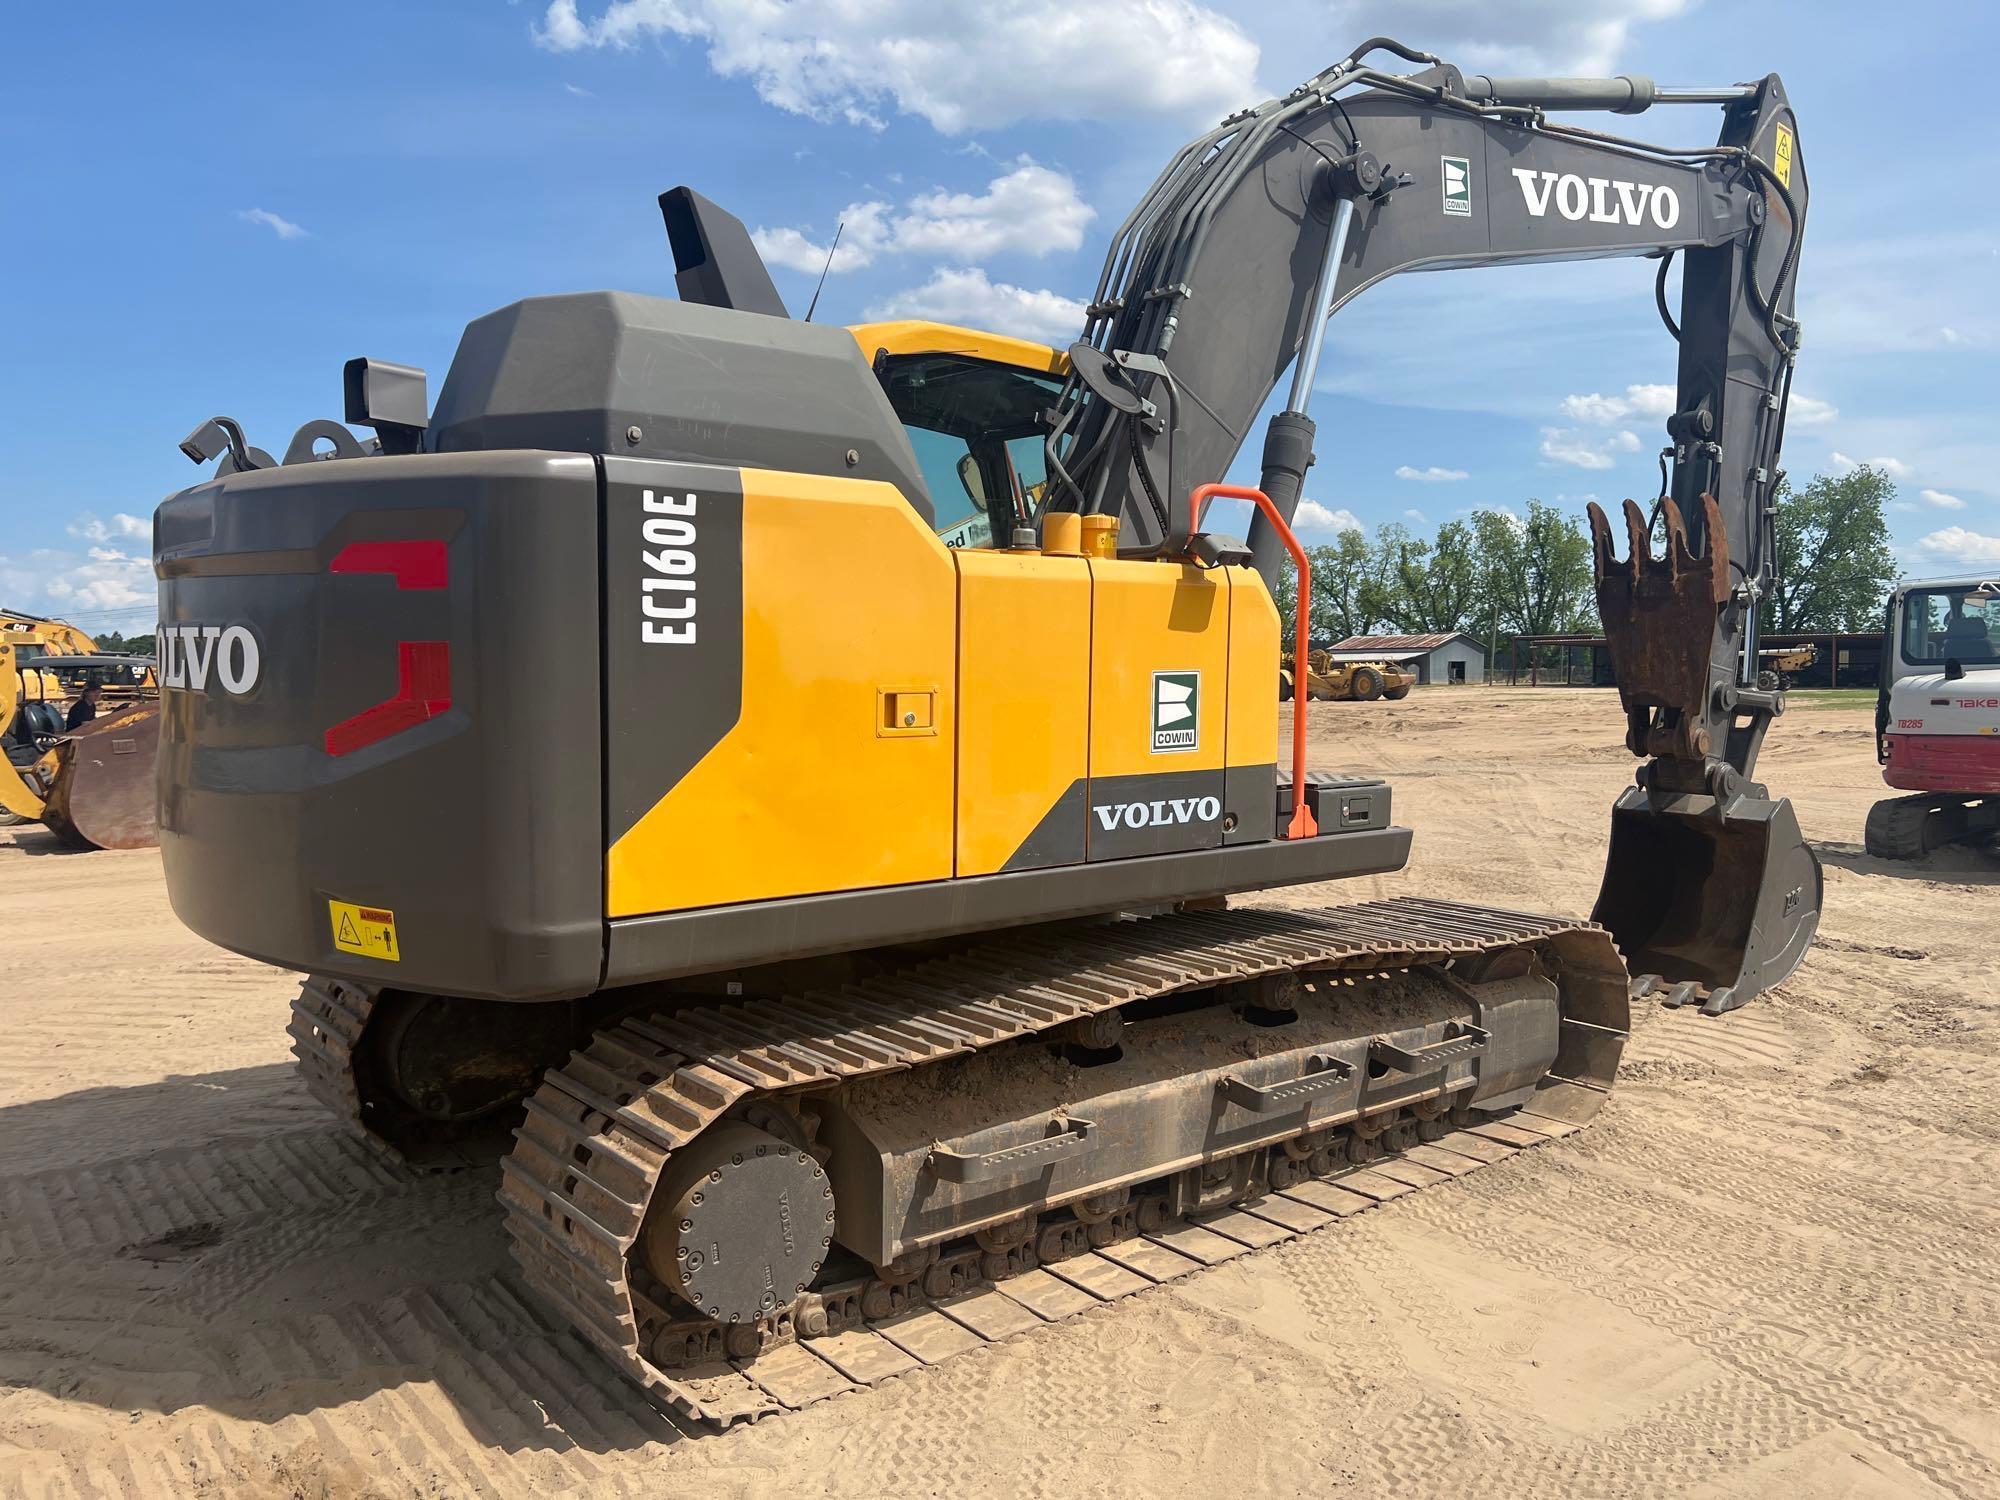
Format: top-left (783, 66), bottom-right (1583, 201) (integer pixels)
top-left (1186, 483), bottom-right (1317, 839)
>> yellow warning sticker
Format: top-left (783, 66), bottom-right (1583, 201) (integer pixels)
top-left (1772, 123), bottom-right (1795, 189)
top-left (329, 899), bottom-right (400, 961)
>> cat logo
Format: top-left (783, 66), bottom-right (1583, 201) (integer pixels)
top-left (1441, 155), bottom-right (1471, 217)
top-left (1152, 670), bottom-right (1199, 753)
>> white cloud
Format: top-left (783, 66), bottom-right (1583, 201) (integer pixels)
top-left (1920, 489), bottom-right (1966, 511)
top-left (865, 268), bottom-right (1085, 343)
top-left (237, 207), bottom-right (307, 240)
top-left (2, 544), bottom-right (154, 617)
top-left (66, 512), bottom-right (149, 544)
top-left (753, 162), bottom-right (1091, 274)
top-left (563, 81), bottom-right (594, 97)
top-left (1309, 0), bottom-right (1695, 75)
top-left (1804, 233), bottom-right (1998, 355)
top-left (1394, 465), bottom-right (1468, 483)
top-left (1403, 508), bottom-right (1429, 524)
top-left (535, 0), bottom-right (1258, 133)
top-left (1560, 385), bottom-right (1835, 433)
top-left (1830, 450), bottom-right (1913, 479)
top-left (1293, 500), bottom-right (1362, 534)
top-left (1915, 527), bottom-right (2000, 564)
top-left (1558, 384), bottom-right (1674, 425)
top-left (753, 203), bottom-right (893, 274)
top-left (1540, 427), bottom-right (1641, 470)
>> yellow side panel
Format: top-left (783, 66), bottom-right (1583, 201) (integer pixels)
top-left (955, 551), bottom-right (1091, 875)
top-left (844, 320), bottom-right (1069, 376)
top-left (1225, 566), bottom-right (1280, 772)
top-left (606, 470), bottom-right (956, 916)
top-left (1086, 560), bottom-right (1230, 779)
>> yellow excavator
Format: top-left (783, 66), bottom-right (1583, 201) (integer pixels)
top-left (152, 40), bottom-right (1817, 1426)
top-left (2, 609), bottom-right (161, 849)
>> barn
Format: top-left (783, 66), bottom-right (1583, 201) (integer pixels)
top-left (1326, 632), bottom-right (1487, 686)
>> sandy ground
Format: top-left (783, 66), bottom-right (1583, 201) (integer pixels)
top-left (1, 686), bottom-right (1996, 1499)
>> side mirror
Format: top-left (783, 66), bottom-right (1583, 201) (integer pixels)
top-left (956, 452), bottom-right (987, 503)
top-left (1945, 657), bottom-right (1966, 681)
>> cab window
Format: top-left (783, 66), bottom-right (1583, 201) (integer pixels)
top-left (1901, 585), bottom-right (2000, 666)
top-left (876, 352), bottom-right (1061, 549)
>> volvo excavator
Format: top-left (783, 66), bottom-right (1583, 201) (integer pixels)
top-left (153, 39), bottom-right (1818, 1426)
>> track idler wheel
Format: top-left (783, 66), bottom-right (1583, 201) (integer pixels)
top-left (638, 1122), bottom-right (836, 1325)
top-left (370, 991), bottom-right (574, 1127)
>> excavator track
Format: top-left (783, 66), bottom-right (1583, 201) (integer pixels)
top-left (496, 896), bottom-right (1628, 1430)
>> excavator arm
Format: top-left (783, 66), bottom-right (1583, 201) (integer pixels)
top-left (1047, 39), bottom-right (1818, 1012)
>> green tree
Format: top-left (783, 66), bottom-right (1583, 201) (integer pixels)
top-left (1307, 528), bottom-right (1375, 641)
top-left (1759, 467), bottom-right (1898, 632)
top-left (1473, 500), bottom-right (1594, 639)
top-left (1382, 519), bottom-right (1481, 633)
top-left (1357, 522), bottom-right (1412, 633)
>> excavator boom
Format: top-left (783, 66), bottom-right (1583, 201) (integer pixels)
top-left (1046, 41), bottom-right (1818, 1012)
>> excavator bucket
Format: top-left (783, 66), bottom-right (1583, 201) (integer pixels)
top-left (1586, 495), bottom-right (1823, 1014)
top-left (41, 703), bottom-right (161, 850)
top-left (1593, 787), bottom-right (1821, 1014)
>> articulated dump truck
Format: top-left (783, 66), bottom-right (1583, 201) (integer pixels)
top-left (153, 40), bottom-right (1819, 1425)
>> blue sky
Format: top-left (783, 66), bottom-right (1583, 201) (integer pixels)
top-left (3, 0), bottom-right (1995, 633)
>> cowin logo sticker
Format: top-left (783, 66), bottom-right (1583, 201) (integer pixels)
top-left (158, 623), bottom-right (260, 695)
top-left (1511, 168), bottom-right (1681, 229)
top-left (640, 488), bottom-right (698, 645)
top-left (1152, 670), bottom-right (1199, 753)
top-left (1094, 795), bottom-right (1222, 832)
top-left (1440, 155), bottom-right (1471, 217)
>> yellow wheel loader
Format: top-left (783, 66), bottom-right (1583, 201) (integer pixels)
top-left (152, 41), bottom-right (1817, 1427)
top-left (2, 610), bottom-right (162, 849)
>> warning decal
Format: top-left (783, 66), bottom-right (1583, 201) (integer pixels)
top-left (329, 899), bottom-right (400, 961)
top-left (1772, 123), bottom-right (1795, 189)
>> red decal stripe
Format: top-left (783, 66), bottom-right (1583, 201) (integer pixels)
top-left (324, 642), bottom-right (452, 756)
top-left (329, 539), bottom-right (448, 590)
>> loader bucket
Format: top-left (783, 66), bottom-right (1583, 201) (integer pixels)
top-left (1591, 786), bottom-right (1821, 1015)
top-left (41, 703), bottom-right (161, 850)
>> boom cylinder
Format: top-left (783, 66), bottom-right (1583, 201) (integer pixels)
top-left (1248, 194), bottom-right (1356, 588)
top-left (1458, 73), bottom-right (1658, 113)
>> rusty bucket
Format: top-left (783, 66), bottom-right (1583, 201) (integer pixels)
top-left (41, 703), bottom-right (162, 850)
top-left (1591, 785), bottom-right (1822, 1015)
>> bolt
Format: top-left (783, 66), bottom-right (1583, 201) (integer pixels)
top-left (692, 1191), bottom-right (704, 1205)
top-left (676, 1245), bottom-right (689, 1259)
top-left (710, 1168), bottom-right (723, 1184)
top-left (903, 712), bottom-right (917, 726)
top-left (731, 1151), bottom-right (743, 1165)
top-left (625, 424), bottom-right (643, 445)
top-left (755, 1144), bottom-right (766, 1156)
top-left (680, 1217), bottom-right (694, 1231)
top-left (844, 448), bottom-right (860, 467)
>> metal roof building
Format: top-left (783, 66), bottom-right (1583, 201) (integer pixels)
top-left (1328, 632), bottom-right (1486, 685)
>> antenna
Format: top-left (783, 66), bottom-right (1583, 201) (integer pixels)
top-left (803, 221), bottom-right (844, 323)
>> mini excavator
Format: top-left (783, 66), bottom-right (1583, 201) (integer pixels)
top-left (153, 38), bottom-right (1817, 1424)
